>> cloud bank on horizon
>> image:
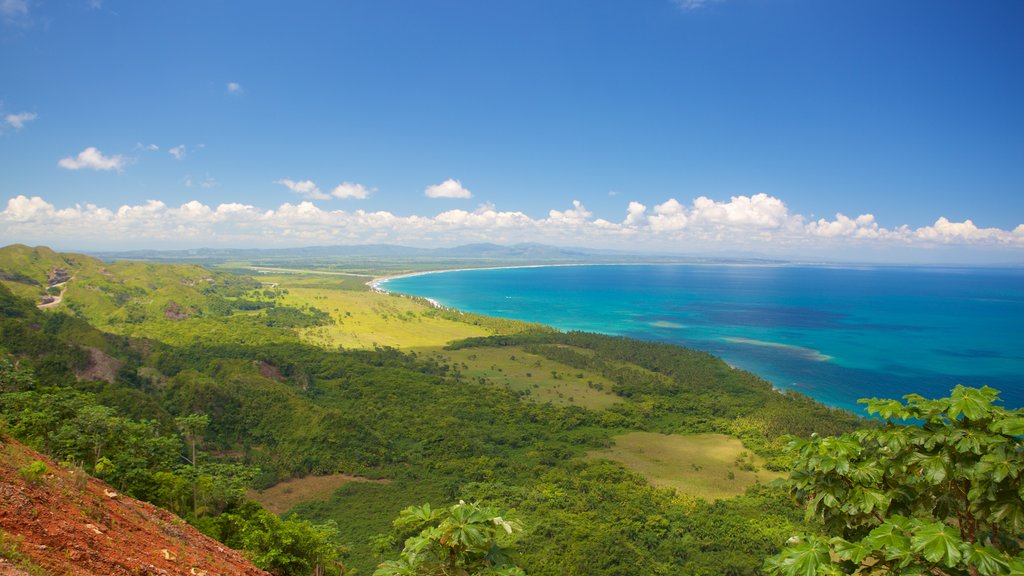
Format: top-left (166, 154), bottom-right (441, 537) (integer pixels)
top-left (2, 193), bottom-right (1021, 260)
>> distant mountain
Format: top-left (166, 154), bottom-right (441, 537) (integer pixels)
top-left (87, 242), bottom-right (754, 264)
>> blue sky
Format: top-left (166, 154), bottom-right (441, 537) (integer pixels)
top-left (1, 0), bottom-right (1022, 262)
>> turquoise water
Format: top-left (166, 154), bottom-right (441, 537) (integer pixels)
top-left (382, 264), bottom-right (1024, 413)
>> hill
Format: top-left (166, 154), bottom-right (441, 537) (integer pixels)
top-left (0, 436), bottom-right (267, 576)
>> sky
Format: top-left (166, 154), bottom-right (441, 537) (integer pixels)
top-left (1, 0), bottom-right (1023, 263)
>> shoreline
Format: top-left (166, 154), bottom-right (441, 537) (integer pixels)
top-left (371, 263), bottom-right (861, 414)
top-left (363, 262), bottom-right (1024, 415)
top-left (367, 258), bottom-right (845, 295)
top-left (368, 262), bottom-right (607, 294)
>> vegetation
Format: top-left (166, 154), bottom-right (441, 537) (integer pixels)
top-left (767, 386), bottom-right (1024, 575)
top-left (374, 501), bottom-right (525, 576)
top-left (588, 432), bottom-right (786, 501)
top-left (14, 245), bottom-right (1013, 575)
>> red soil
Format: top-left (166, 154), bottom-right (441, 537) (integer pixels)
top-left (0, 438), bottom-right (269, 576)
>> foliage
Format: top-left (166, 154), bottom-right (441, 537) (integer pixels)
top-left (18, 460), bottom-right (48, 485)
top-left (766, 386), bottom-right (1024, 575)
top-left (212, 501), bottom-right (349, 576)
top-left (374, 501), bottom-right (525, 576)
top-left (1, 248), bottom-right (880, 575)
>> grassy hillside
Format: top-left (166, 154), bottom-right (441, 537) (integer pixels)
top-left (588, 432), bottom-right (786, 500)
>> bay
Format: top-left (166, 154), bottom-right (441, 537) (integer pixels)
top-left (381, 264), bottom-right (1024, 414)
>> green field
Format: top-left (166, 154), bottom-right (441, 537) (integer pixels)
top-left (271, 276), bottom-right (620, 409)
top-left (589, 432), bottom-right (786, 501)
top-left (279, 284), bottom-right (494, 349)
top-left (438, 346), bottom-right (621, 410)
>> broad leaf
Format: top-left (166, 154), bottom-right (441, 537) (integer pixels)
top-left (966, 544), bottom-right (1011, 576)
top-left (910, 521), bottom-right (962, 567)
top-left (949, 385), bottom-right (997, 421)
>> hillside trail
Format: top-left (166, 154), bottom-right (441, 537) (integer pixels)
top-left (36, 280), bottom-right (68, 309)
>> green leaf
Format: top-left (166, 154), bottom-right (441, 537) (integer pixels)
top-left (864, 521), bottom-right (911, 553)
top-left (830, 537), bottom-right (874, 564)
top-left (910, 522), bottom-right (962, 567)
top-left (989, 416), bottom-right (1024, 436)
top-left (949, 385), bottom-right (997, 421)
top-left (767, 538), bottom-right (830, 576)
top-left (862, 398), bottom-right (907, 420)
top-left (966, 544), bottom-right (1011, 576)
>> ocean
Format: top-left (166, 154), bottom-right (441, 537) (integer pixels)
top-left (381, 264), bottom-right (1024, 414)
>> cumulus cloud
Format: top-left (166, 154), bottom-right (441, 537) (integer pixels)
top-left (690, 193), bottom-right (790, 228)
top-left (624, 201), bottom-right (647, 227)
top-left (547, 200), bottom-right (592, 224)
top-left (169, 145), bottom-right (186, 160)
top-left (4, 112), bottom-right (36, 129)
top-left (275, 179), bottom-right (330, 200)
top-left (425, 178), bottom-right (473, 199)
top-left (331, 182), bottom-right (372, 200)
top-left (57, 147), bottom-right (126, 171)
top-left (2, 193), bottom-right (1022, 255)
top-left (912, 217), bottom-right (1016, 244)
top-left (226, 82), bottom-right (243, 94)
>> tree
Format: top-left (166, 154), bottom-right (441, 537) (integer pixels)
top-left (374, 501), bottom-right (526, 576)
top-left (175, 412), bottom-right (210, 467)
top-left (766, 386), bottom-right (1024, 576)
top-left (0, 358), bottom-right (35, 393)
top-left (215, 500), bottom-right (349, 576)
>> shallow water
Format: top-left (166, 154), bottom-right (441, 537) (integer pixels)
top-left (383, 264), bottom-right (1024, 413)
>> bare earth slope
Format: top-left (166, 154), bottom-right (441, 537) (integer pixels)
top-left (0, 438), bottom-right (268, 576)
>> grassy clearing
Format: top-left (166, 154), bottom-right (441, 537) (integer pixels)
top-left (248, 473), bottom-right (390, 515)
top-left (437, 346), bottom-right (621, 410)
top-left (277, 284), bottom-right (493, 350)
top-left (588, 432), bottom-right (786, 501)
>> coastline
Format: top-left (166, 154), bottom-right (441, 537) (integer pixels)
top-left (364, 262), bottom-right (1024, 414)
top-left (367, 258), bottom-right (835, 294)
top-left (368, 262), bottom-right (613, 294)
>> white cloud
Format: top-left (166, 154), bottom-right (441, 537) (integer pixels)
top-left (425, 178), bottom-right (473, 199)
top-left (648, 198), bottom-right (689, 231)
top-left (624, 201), bottom-right (647, 227)
top-left (912, 217), bottom-right (1017, 244)
top-left (547, 200), bottom-right (592, 224)
top-left (1, 195), bottom-right (53, 222)
top-left (690, 193), bottom-right (790, 228)
top-left (57, 147), bottom-right (126, 171)
top-left (169, 145), bottom-right (186, 160)
top-left (807, 213), bottom-right (888, 239)
top-left (2, 193), bottom-right (1022, 257)
top-left (226, 82), bottom-right (243, 94)
top-left (275, 178), bottom-right (330, 200)
top-left (331, 182), bottom-right (372, 200)
top-left (136, 142), bottom-right (159, 152)
top-left (4, 112), bottom-right (36, 129)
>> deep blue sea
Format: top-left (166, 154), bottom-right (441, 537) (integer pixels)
top-left (382, 264), bottom-right (1024, 414)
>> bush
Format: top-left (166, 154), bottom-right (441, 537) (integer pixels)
top-left (18, 460), bottom-right (48, 485)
